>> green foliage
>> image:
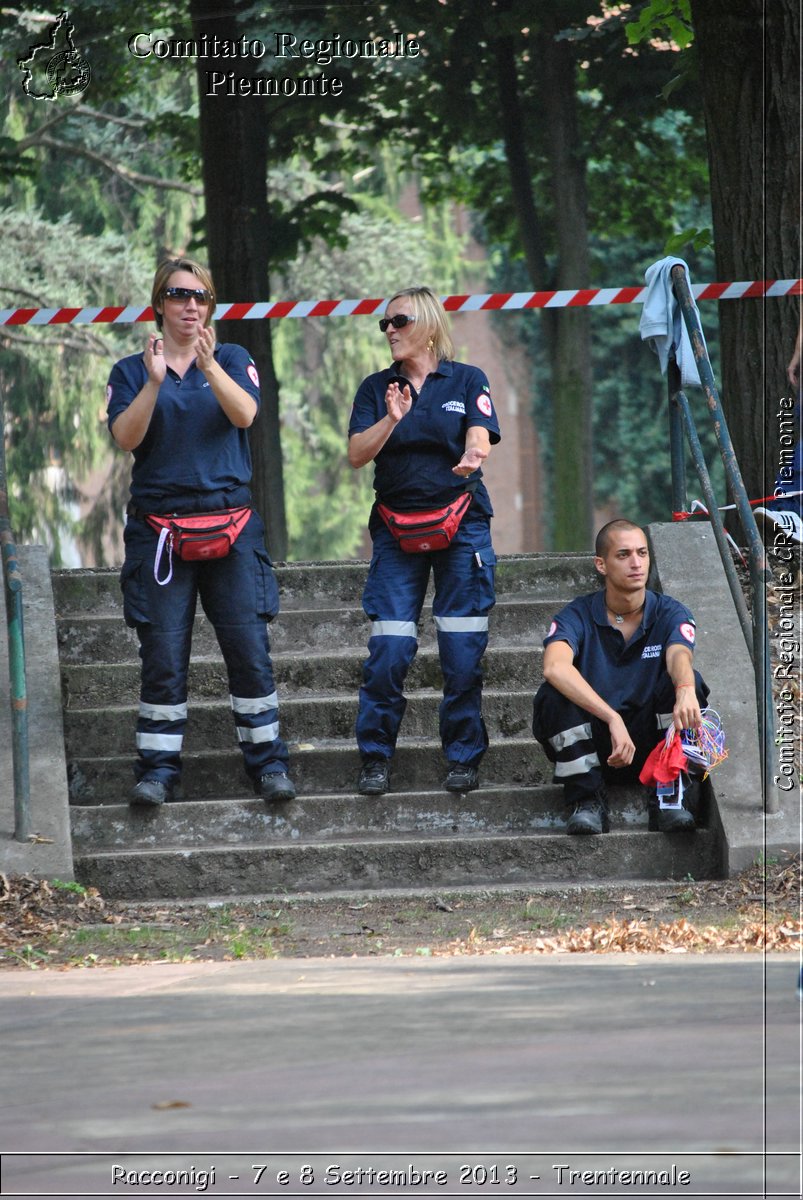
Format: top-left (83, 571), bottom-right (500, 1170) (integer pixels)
top-left (268, 190), bottom-right (360, 267)
top-left (588, 226), bottom-right (725, 523)
top-left (51, 879), bottom-right (88, 894)
top-left (625, 0), bottom-right (694, 49)
top-left (664, 226), bottom-right (713, 256)
top-left (0, 0), bottom-right (720, 560)
top-left (0, 208), bottom-right (151, 561)
top-left (274, 171), bottom-right (469, 560)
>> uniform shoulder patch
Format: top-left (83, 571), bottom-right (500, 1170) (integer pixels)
top-left (679, 621), bottom-right (696, 644)
top-left (476, 394), bottom-right (492, 418)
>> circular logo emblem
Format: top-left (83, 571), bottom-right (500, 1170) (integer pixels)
top-left (247, 363), bottom-right (259, 388)
top-left (105, 384), bottom-right (113, 404)
top-left (548, 620), bottom-right (557, 637)
top-left (679, 622), bottom-right (695, 644)
top-left (476, 395), bottom-right (492, 418)
top-left (47, 51), bottom-right (91, 96)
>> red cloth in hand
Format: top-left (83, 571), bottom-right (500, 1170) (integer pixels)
top-left (639, 734), bottom-right (687, 785)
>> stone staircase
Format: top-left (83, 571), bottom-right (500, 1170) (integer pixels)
top-left (53, 555), bottom-right (724, 900)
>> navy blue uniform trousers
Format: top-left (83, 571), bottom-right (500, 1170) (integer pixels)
top-left (120, 511), bottom-right (289, 788)
top-left (357, 517), bottom-right (496, 766)
top-left (532, 669), bottom-right (708, 803)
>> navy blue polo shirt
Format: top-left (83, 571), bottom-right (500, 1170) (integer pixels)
top-left (348, 359), bottom-right (501, 515)
top-left (106, 343), bottom-right (260, 512)
top-left (543, 589), bottom-right (697, 711)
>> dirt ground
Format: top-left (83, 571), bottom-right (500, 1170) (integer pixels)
top-left (0, 852), bottom-right (800, 970)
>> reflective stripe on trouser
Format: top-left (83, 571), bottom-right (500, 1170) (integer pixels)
top-left (133, 619), bottom-right (194, 785)
top-left (356, 520), bottom-right (496, 764)
top-left (531, 669), bottom-right (709, 802)
top-left (121, 512), bottom-right (289, 786)
top-left (136, 700), bottom-right (188, 762)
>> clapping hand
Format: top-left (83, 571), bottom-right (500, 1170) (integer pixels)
top-left (385, 381), bottom-right (412, 424)
top-left (143, 333), bottom-right (166, 384)
top-left (194, 325), bottom-right (216, 371)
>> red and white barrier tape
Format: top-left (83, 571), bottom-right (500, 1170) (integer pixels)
top-left (2, 278), bottom-right (801, 328)
top-left (673, 490), bottom-right (803, 521)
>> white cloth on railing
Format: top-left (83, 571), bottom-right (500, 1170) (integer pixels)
top-left (639, 255), bottom-right (707, 389)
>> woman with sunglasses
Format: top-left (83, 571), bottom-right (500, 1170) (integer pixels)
top-left (348, 286), bottom-right (501, 796)
top-left (106, 257), bottom-right (295, 807)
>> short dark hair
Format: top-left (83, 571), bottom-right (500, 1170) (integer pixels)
top-left (594, 518), bottom-right (645, 558)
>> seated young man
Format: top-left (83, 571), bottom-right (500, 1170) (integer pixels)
top-left (532, 519), bottom-right (708, 835)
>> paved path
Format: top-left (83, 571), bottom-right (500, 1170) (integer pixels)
top-left (0, 954), bottom-right (799, 1198)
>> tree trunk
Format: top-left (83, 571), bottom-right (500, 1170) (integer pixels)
top-left (493, 2), bottom-right (594, 549)
top-left (690, 0), bottom-right (801, 504)
top-left (189, 0), bottom-right (289, 559)
top-left (494, 28), bottom-right (551, 289)
top-left (537, 15), bottom-right (594, 549)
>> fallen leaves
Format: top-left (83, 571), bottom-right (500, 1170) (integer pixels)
top-left (438, 912), bottom-right (803, 957)
top-left (0, 852), bottom-right (799, 967)
top-left (0, 872), bottom-right (105, 950)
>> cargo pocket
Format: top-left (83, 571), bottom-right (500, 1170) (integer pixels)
top-left (470, 540), bottom-right (497, 616)
top-left (119, 557), bottom-right (149, 628)
top-left (254, 548), bottom-right (280, 622)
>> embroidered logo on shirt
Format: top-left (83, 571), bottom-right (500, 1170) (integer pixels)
top-left (247, 363), bottom-right (259, 388)
top-left (106, 384), bottom-right (112, 404)
top-left (442, 399), bottom-right (466, 414)
top-left (548, 620), bottom-right (557, 637)
top-left (641, 644), bottom-right (662, 659)
top-left (679, 622), bottom-right (696, 644)
top-left (476, 395), bottom-right (492, 418)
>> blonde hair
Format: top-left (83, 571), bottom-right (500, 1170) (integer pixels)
top-left (151, 257), bottom-right (216, 331)
top-left (387, 286), bottom-right (454, 361)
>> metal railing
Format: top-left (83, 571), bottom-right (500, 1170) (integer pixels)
top-left (667, 262), bottom-right (776, 813)
top-left (0, 384), bottom-right (31, 841)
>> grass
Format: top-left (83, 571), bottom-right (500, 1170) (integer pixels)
top-left (8, 913), bottom-right (288, 967)
top-left (1, 855), bottom-right (799, 967)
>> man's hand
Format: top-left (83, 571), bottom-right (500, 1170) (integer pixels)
top-left (673, 684), bottom-right (702, 732)
top-left (607, 712), bottom-right (636, 767)
top-left (666, 644), bottom-right (702, 732)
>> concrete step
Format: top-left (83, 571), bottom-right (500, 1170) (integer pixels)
top-left (68, 784), bottom-right (673, 852)
top-left (51, 542), bottom-right (732, 898)
top-left (55, 596), bottom-right (557, 665)
top-left (51, 554), bottom-right (601, 616)
top-left (62, 687), bottom-right (538, 756)
top-left (66, 738), bottom-right (553, 804)
top-left (60, 644), bottom-right (543, 708)
top-left (72, 825), bottom-right (723, 900)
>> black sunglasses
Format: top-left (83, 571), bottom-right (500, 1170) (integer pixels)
top-left (163, 286), bottom-right (212, 304)
top-left (379, 314), bottom-right (416, 332)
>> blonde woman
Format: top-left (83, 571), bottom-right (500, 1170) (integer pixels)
top-left (348, 286), bottom-right (501, 796)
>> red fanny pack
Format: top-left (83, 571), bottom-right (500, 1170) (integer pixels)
top-left (376, 491), bottom-right (472, 554)
top-left (145, 506), bottom-right (252, 584)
